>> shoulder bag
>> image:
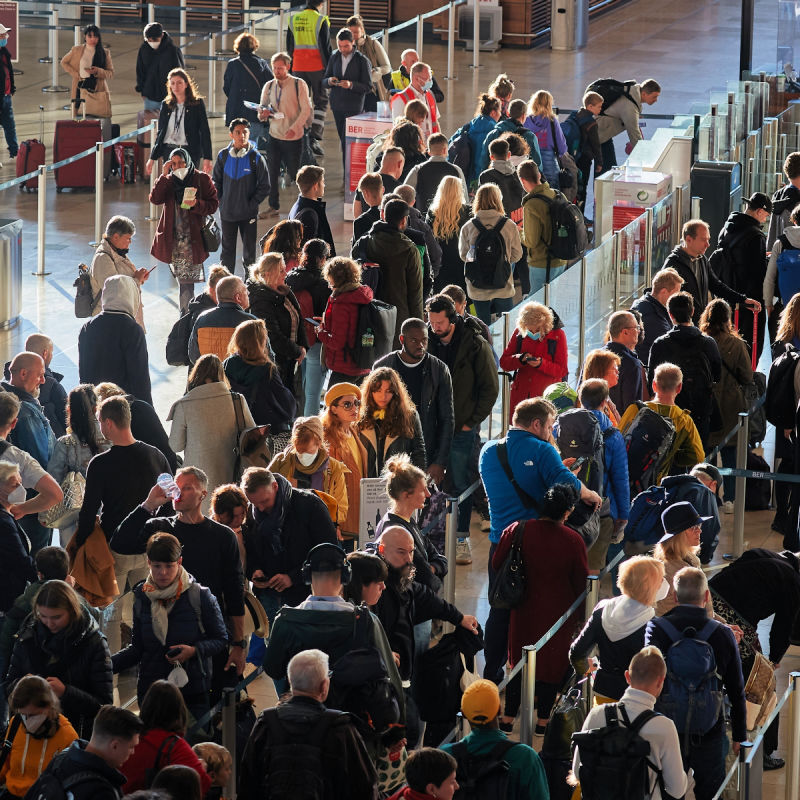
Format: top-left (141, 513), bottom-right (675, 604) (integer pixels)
top-left (201, 214), bottom-right (221, 253)
top-left (488, 520), bottom-right (527, 609)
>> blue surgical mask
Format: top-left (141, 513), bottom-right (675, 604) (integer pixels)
top-left (526, 331), bottom-right (542, 341)
top-left (421, 79), bottom-right (433, 92)
top-left (0, 39), bottom-right (8, 48)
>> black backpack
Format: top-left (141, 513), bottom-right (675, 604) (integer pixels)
top-left (672, 340), bottom-right (714, 413)
top-left (622, 402), bottom-right (677, 495)
top-left (765, 344), bottom-right (800, 429)
top-left (586, 78), bottom-right (638, 114)
top-left (572, 703), bottom-right (663, 800)
top-left (450, 739), bottom-right (518, 800)
top-left (346, 299), bottom-right (397, 369)
top-left (26, 765), bottom-right (114, 800)
top-left (448, 123), bottom-right (473, 175)
top-left (260, 707), bottom-right (343, 799)
top-left (530, 192), bottom-right (588, 274)
top-left (465, 217), bottom-right (512, 290)
top-left (166, 310), bottom-right (194, 366)
top-left (555, 408), bottom-right (606, 495)
top-left (74, 263), bottom-right (99, 319)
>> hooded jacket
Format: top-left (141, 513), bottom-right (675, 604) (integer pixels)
top-left (479, 158), bottom-right (525, 218)
top-left (764, 223), bottom-right (800, 305)
top-left (523, 113), bottom-right (568, 157)
top-left (716, 211), bottom-right (767, 299)
top-left (77, 275), bottom-right (152, 405)
top-left (135, 31), bottom-right (184, 102)
top-left (521, 182), bottom-right (568, 270)
top-left (289, 194), bottom-right (336, 254)
top-left (481, 117), bottom-right (543, 172)
top-left (285, 263), bottom-right (332, 348)
top-left (222, 355), bottom-right (295, 431)
top-left (212, 142), bottom-right (270, 222)
top-left (587, 408), bottom-right (629, 521)
top-left (465, 114), bottom-right (498, 184)
top-left (569, 595), bottom-right (653, 699)
top-left (767, 183), bottom-right (800, 249)
top-left (5, 609), bottom-right (113, 740)
top-left (631, 290), bottom-right (671, 367)
top-left (595, 82), bottom-right (644, 145)
top-left (242, 473), bottom-right (337, 607)
top-left (89, 239), bottom-right (144, 328)
top-left (605, 340), bottom-right (644, 414)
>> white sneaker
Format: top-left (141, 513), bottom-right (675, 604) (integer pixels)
top-left (722, 500), bottom-right (734, 514)
top-left (456, 538), bottom-right (473, 565)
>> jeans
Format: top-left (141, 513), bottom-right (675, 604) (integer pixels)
top-left (483, 541), bottom-right (511, 682)
top-left (0, 95), bottom-right (18, 157)
top-left (220, 217), bottom-right (258, 276)
top-left (529, 264), bottom-right (566, 295)
top-left (266, 135), bottom-right (302, 210)
top-left (143, 98), bottom-right (162, 112)
top-left (249, 122), bottom-right (268, 154)
top-left (302, 342), bottom-right (327, 415)
top-left (472, 296), bottom-right (514, 325)
top-left (254, 589), bottom-right (289, 696)
top-left (681, 731), bottom-right (727, 800)
top-left (449, 428), bottom-right (478, 535)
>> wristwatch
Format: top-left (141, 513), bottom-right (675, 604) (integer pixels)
top-left (231, 639), bottom-right (247, 649)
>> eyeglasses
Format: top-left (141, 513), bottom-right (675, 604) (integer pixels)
top-left (336, 399), bottom-right (361, 409)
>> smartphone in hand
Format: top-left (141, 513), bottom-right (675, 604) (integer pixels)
top-left (167, 646), bottom-right (182, 658)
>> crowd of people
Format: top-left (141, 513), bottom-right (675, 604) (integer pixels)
top-left (2, 6), bottom-right (800, 800)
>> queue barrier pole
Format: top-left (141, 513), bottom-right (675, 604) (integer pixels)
top-left (416, 13), bottom-right (424, 58)
top-left (221, 0), bottom-right (229, 51)
top-left (221, 688), bottom-right (237, 800)
top-left (90, 141), bottom-right (104, 246)
top-left (34, 166), bottom-right (50, 276)
top-left (42, 8), bottom-right (69, 92)
top-left (94, 0), bottom-right (100, 28)
top-left (470, 0), bottom-right (480, 69)
top-left (147, 120), bottom-right (159, 221)
top-left (180, 6), bottom-right (188, 48)
top-left (148, 3), bottom-right (155, 24)
top-left (73, 24), bottom-right (81, 47)
top-left (39, 3), bottom-right (53, 64)
top-left (787, 672), bottom-right (800, 800)
top-left (725, 411), bottom-right (749, 560)
top-left (443, 497), bottom-right (458, 613)
top-left (501, 311), bottom-right (511, 435)
top-left (208, 36), bottom-right (223, 118)
top-left (519, 646), bottom-right (536, 745)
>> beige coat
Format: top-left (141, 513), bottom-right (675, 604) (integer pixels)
top-left (60, 44), bottom-right (114, 119)
top-left (90, 239), bottom-right (144, 328)
top-left (167, 382), bottom-right (256, 514)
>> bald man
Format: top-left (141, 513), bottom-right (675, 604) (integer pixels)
top-left (3, 334), bottom-right (67, 437)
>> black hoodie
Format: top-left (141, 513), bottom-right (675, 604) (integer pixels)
top-left (767, 184), bottom-right (800, 249)
top-left (716, 211), bottom-right (767, 299)
top-left (135, 32), bottom-right (185, 102)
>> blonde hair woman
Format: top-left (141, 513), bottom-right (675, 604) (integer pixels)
top-left (487, 73), bottom-right (515, 118)
top-left (499, 301), bottom-right (567, 418)
top-left (570, 556), bottom-right (667, 702)
top-left (457, 183), bottom-right (522, 324)
top-left (427, 175), bottom-right (473, 294)
top-left (524, 89), bottom-right (567, 188)
top-left (247, 252), bottom-right (308, 401)
top-left (581, 349), bottom-right (623, 425)
top-left (268, 415), bottom-right (349, 534)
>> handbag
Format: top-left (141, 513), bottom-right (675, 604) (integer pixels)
top-left (488, 521), bottom-right (527, 609)
top-left (39, 469), bottom-right (86, 529)
top-left (745, 652), bottom-right (777, 730)
top-left (549, 119), bottom-right (575, 189)
top-left (74, 263), bottom-right (99, 318)
top-left (201, 214), bottom-right (221, 253)
top-left (540, 672), bottom-right (587, 760)
top-left (459, 652), bottom-right (481, 692)
top-left (231, 392), bottom-right (271, 480)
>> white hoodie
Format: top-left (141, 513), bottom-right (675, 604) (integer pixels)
top-left (600, 595), bottom-right (656, 642)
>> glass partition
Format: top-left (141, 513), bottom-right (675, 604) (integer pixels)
top-left (548, 262), bottom-right (584, 385)
top-left (483, 313), bottom-right (507, 441)
top-left (98, 591), bottom-right (139, 710)
top-left (650, 193), bottom-right (676, 274)
top-left (617, 213), bottom-right (648, 309)
top-left (581, 238), bottom-right (616, 360)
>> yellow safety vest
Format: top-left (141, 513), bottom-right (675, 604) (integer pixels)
top-left (391, 69), bottom-right (409, 91)
top-left (289, 8), bottom-right (328, 72)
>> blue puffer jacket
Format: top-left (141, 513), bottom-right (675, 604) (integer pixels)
top-left (112, 576), bottom-right (228, 701)
top-left (466, 114), bottom-right (498, 184)
top-left (588, 408), bottom-right (630, 521)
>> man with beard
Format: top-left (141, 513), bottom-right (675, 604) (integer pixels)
top-left (372, 526), bottom-right (479, 747)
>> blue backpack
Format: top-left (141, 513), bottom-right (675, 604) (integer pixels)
top-left (776, 234), bottom-right (800, 304)
top-left (653, 618), bottom-right (723, 746)
top-left (623, 483), bottom-right (680, 555)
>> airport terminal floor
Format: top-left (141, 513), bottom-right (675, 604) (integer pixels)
top-left (0, 0), bottom-right (797, 791)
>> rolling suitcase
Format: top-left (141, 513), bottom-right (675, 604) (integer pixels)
top-left (16, 106), bottom-right (46, 192)
top-left (53, 118), bottom-right (102, 191)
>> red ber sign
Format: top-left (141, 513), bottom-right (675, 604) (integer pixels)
top-left (0, 1), bottom-right (18, 62)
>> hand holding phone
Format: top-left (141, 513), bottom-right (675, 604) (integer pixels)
top-left (571, 456), bottom-right (587, 473)
top-left (304, 317), bottom-right (319, 326)
top-left (166, 646), bottom-right (182, 659)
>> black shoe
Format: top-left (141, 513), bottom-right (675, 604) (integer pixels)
top-left (763, 754), bottom-right (785, 770)
top-left (311, 140), bottom-right (324, 157)
top-left (498, 720), bottom-right (513, 733)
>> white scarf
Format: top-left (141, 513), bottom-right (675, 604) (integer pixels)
top-left (142, 566), bottom-right (193, 645)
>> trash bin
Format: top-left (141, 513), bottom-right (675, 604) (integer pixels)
top-left (551, 0), bottom-right (588, 51)
top-left (0, 218), bottom-right (22, 330)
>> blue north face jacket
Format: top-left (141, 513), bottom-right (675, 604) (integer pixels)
top-left (212, 142), bottom-right (270, 222)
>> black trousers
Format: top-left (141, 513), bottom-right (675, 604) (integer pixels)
top-left (220, 217), bottom-right (257, 276)
top-left (294, 70), bottom-right (328, 140)
top-left (600, 138), bottom-right (617, 170)
top-left (266, 135), bottom-right (302, 211)
top-left (333, 109), bottom-right (348, 169)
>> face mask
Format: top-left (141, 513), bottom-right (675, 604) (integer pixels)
top-left (172, 167), bottom-right (188, 180)
top-left (111, 243), bottom-right (129, 257)
top-left (7, 485), bottom-right (26, 505)
top-left (167, 663), bottom-right (189, 688)
top-left (22, 713), bottom-right (48, 734)
top-left (147, 40), bottom-right (160, 49)
top-left (526, 331), bottom-right (543, 341)
top-left (297, 450), bottom-right (318, 467)
top-left (421, 79), bottom-right (433, 92)
top-left (0, 39), bottom-right (7, 48)
top-left (655, 578), bottom-right (670, 602)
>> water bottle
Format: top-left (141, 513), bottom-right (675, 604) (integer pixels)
top-left (157, 473), bottom-right (181, 501)
top-left (467, 244), bottom-right (476, 262)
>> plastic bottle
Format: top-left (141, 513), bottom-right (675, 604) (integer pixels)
top-left (157, 473), bottom-right (181, 501)
top-left (467, 244), bottom-right (476, 262)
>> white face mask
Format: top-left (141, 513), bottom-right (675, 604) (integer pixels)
top-left (172, 167), bottom-right (188, 180)
top-left (22, 712), bottom-right (49, 734)
top-left (296, 450), bottom-right (318, 467)
top-left (167, 663), bottom-right (189, 688)
top-left (7, 485), bottom-right (26, 505)
top-left (655, 578), bottom-right (670, 602)
top-left (147, 40), bottom-right (160, 49)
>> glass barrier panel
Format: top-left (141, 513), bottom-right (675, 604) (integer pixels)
top-left (617, 213), bottom-right (648, 309)
top-left (581, 239), bottom-right (615, 361)
top-left (650, 193), bottom-right (676, 274)
top-left (548, 261), bottom-right (585, 385)
top-left (99, 590), bottom-right (139, 710)
top-left (483, 313), bottom-right (507, 442)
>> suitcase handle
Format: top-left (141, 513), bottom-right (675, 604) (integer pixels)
top-left (733, 304), bottom-right (759, 372)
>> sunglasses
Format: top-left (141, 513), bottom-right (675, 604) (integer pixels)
top-left (336, 399), bottom-right (361, 409)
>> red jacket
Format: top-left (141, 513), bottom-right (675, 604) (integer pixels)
top-left (317, 284), bottom-right (373, 375)
top-left (388, 787), bottom-right (432, 800)
top-left (150, 171), bottom-right (219, 266)
top-left (120, 728), bottom-right (211, 795)
top-left (499, 328), bottom-right (568, 418)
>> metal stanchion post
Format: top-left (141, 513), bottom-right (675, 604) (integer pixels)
top-left (443, 498), bottom-right (458, 610)
top-left (221, 0), bottom-right (229, 51)
top-left (383, 28), bottom-right (389, 53)
top-left (43, 8), bottom-right (69, 92)
top-left (353, 0), bottom-right (360, 15)
top-left (519, 646), bottom-right (536, 746)
top-left (737, 742), bottom-right (753, 798)
top-left (470, 0), bottom-right (480, 69)
top-left (279, 2), bottom-right (290, 52)
top-left (643, 207), bottom-right (653, 286)
top-left (73, 25), bottom-right (80, 47)
top-left (786, 672), bottom-right (800, 800)
top-left (180, 7), bottom-right (188, 49)
top-left (725, 411), bottom-right (749, 560)
top-left (221, 688), bottom-right (237, 800)
top-left (455, 711), bottom-right (464, 741)
top-left (94, 0), bottom-right (100, 28)
top-left (691, 195), bottom-right (701, 219)
top-left (34, 166), bottom-right (51, 276)
top-left (90, 142), bottom-right (104, 246)
top-left (148, 3), bottom-right (155, 24)
top-left (578, 256), bottom-right (587, 372)
top-left (208, 36), bottom-right (223, 118)
top-left (146, 121), bottom-right (159, 221)
top-left (445, 3), bottom-right (456, 79)
top-left (501, 311), bottom-right (511, 435)
top-left (584, 575), bottom-right (599, 619)
top-left (613, 231), bottom-right (621, 311)
top-left (543, 280), bottom-right (550, 308)
top-left (40, 4), bottom-right (54, 64)
top-left (416, 14), bottom-right (424, 58)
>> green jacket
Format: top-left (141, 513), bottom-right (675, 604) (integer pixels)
top-left (428, 316), bottom-right (499, 431)
top-left (521, 182), bottom-right (568, 270)
top-left (442, 726), bottom-right (550, 800)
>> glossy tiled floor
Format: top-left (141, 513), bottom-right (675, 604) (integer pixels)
top-left (1, 0), bottom-right (797, 791)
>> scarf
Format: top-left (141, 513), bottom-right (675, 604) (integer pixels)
top-left (142, 565), bottom-right (193, 645)
top-left (373, 409), bottom-right (386, 420)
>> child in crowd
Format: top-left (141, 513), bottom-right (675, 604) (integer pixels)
top-left (192, 742), bottom-right (233, 800)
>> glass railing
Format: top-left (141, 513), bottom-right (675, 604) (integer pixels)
top-left (580, 236), bottom-right (617, 363)
top-left (97, 590), bottom-right (139, 710)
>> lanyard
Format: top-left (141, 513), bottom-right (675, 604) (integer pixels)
top-left (173, 104), bottom-right (185, 137)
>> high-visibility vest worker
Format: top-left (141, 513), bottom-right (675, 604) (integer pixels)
top-left (288, 6), bottom-right (329, 72)
top-left (390, 69), bottom-right (409, 92)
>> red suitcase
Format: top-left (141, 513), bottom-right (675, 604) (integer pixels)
top-left (53, 119), bottom-right (102, 191)
top-left (16, 106), bottom-right (46, 192)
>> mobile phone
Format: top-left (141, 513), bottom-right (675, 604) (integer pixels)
top-left (304, 317), bottom-right (319, 326)
top-left (146, 265), bottom-right (158, 275)
top-left (167, 646), bottom-right (182, 658)
top-left (572, 456), bottom-right (587, 471)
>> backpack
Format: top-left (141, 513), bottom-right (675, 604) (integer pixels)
top-left (653, 617), bottom-right (724, 744)
top-left (765, 344), bottom-right (800, 429)
top-left (707, 227), bottom-right (755, 289)
top-left (166, 310), bottom-right (194, 366)
top-left (26, 754), bottom-right (114, 800)
top-left (530, 191), bottom-right (588, 272)
top-left (465, 217), bottom-right (512, 290)
top-left (672, 339), bottom-right (714, 413)
top-left (560, 110), bottom-right (583, 158)
top-left (555, 408), bottom-right (606, 495)
top-left (326, 605), bottom-right (402, 735)
top-left (572, 703), bottom-right (662, 800)
top-left (622, 402), bottom-right (677, 495)
top-left (260, 707), bottom-right (343, 799)
top-left (623, 483), bottom-right (679, 554)
top-left (745, 449), bottom-right (772, 510)
top-left (448, 123), bottom-right (473, 175)
top-left (586, 78), bottom-right (638, 114)
top-left (346, 299), bottom-right (397, 369)
top-left (135, 582), bottom-right (205, 634)
top-left (450, 739), bottom-right (518, 800)
top-left (74, 263), bottom-right (99, 319)
top-left (776, 234), bottom-right (800, 304)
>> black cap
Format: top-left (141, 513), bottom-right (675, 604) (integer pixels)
top-left (306, 543), bottom-right (348, 573)
top-left (658, 501), bottom-right (712, 543)
top-left (744, 192), bottom-right (773, 213)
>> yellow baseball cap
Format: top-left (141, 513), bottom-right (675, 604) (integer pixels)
top-left (461, 679), bottom-right (501, 725)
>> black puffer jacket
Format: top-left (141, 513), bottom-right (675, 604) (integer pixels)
top-left (767, 184), bottom-right (800, 249)
top-left (716, 211), bottom-right (767, 299)
top-left (135, 32), bottom-right (184, 103)
top-left (285, 264), bottom-right (331, 348)
top-left (5, 609), bottom-right (113, 739)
